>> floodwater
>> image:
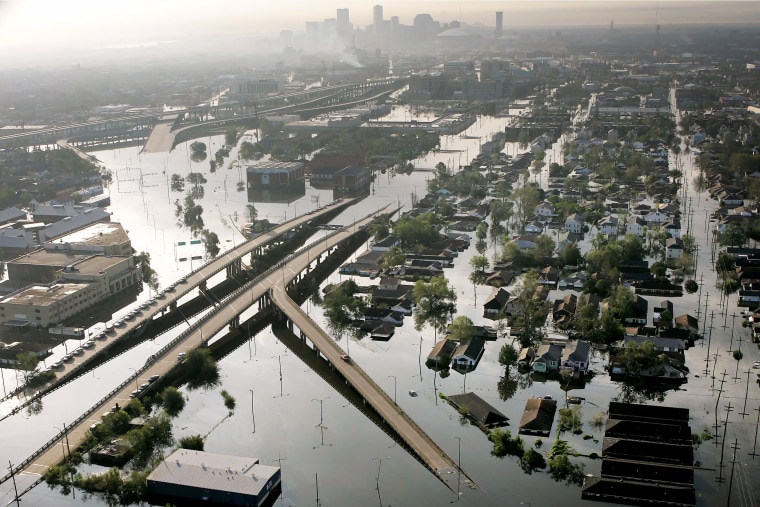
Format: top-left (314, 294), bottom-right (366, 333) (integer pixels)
top-left (0, 102), bottom-right (754, 507)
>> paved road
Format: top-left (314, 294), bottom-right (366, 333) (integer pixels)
top-left (1, 201), bottom-right (365, 496)
top-left (269, 221), bottom-right (465, 493)
top-left (141, 119), bottom-right (178, 153)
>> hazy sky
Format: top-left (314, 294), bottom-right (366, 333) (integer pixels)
top-left (1, 1), bottom-right (758, 66)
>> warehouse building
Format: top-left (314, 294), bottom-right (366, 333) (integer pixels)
top-left (147, 450), bottom-right (281, 507)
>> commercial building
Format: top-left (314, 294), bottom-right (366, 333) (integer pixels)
top-left (0, 220), bottom-right (139, 329)
top-left (333, 165), bottom-right (371, 195)
top-left (147, 449), bottom-right (281, 507)
top-left (232, 78), bottom-right (282, 101)
top-left (246, 161), bottom-right (305, 189)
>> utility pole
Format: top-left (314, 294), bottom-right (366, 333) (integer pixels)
top-left (750, 405), bottom-right (760, 459)
top-left (726, 439), bottom-right (739, 507)
top-left (714, 370), bottom-right (729, 444)
top-left (716, 401), bottom-right (733, 484)
top-left (705, 311), bottom-right (715, 376)
top-left (7, 461), bottom-right (20, 507)
top-left (741, 370), bottom-right (751, 417)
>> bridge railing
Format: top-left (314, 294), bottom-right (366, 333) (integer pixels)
top-left (0, 207), bottom-right (380, 487)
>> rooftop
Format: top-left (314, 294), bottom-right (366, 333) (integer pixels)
top-left (46, 222), bottom-right (129, 248)
top-left (147, 449), bottom-right (280, 499)
top-left (0, 282), bottom-right (89, 307)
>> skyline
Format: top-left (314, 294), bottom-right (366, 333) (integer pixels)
top-left (0, 1), bottom-right (759, 68)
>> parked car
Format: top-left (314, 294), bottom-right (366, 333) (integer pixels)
top-left (148, 374), bottom-right (160, 383)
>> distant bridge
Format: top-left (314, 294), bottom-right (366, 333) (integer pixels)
top-left (0, 78), bottom-right (406, 150)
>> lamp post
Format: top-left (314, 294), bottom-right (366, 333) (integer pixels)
top-left (312, 397), bottom-right (330, 428)
top-left (250, 389), bottom-right (256, 433)
top-left (452, 436), bottom-right (461, 502)
top-left (372, 456), bottom-right (390, 507)
top-left (53, 424), bottom-right (70, 461)
top-left (387, 375), bottom-right (397, 404)
top-left (128, 367), bottom-right (139, 391)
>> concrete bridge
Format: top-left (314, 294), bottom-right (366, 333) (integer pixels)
top-left (269, 248), bottom-right (468, 494)
top-left (0, 204), bottom-right (470, 502)
top-left (0, 198), bottom-right (353, 415)
top-left (0, 207), bottom-right (385, 497)
top-left (0, 78), bottom-right (405, 150)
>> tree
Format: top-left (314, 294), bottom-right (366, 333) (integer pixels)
top-left (245, 204), bottom-right (258, 224)
top-left (448, 316), bottom-right (475, 343)
top-left (621, 340), bottom-right (665, 376)
top-left (189, 141), bottom-right (207, 162)
top-left (184, 349), bottom-right (220, 390)
top-left (178, 435), bottom-right (204, 451)
top-left (16, 352), bottom-right (38, 383)
top-left (201, 229), bottom-right (220, 259)
top-left (607, 285), bottom-right (635, 322)
top-left (520, 448), bottom-right (547, 474)
top-left (323, 280), bottom-right (367, 338)
top-left (645, 226), bottom-right (668, 261)
top-left (393, 213), bottom-right (441, 248)
top-left (511, 271), bottom-right (550, 347)
top-left (413, 277), bottom-right (457, 340)
top-left (134, 252), bottom-right (159, 291)
top-left (239, 141), bottom-right (257, 161)
top-left (161, 387), bottom-right (185, 417)
top-left (658, 310), bottom-right (673, 329)
top-left (651, 261), bottom-right (668, 278)
top-left (224, 128), bottom-right (239, 147)
top-left (684, 279), bottom-right (699, 294)
top-left (469, 255), bottom-right (489, 278)
top-left (719, 223), bottom-right (746, 247)
top-left (511, 184), bottom-right (541, 231)
top-left (381, 246), bottom-right (406, 271)
top-left (475, 222), bottom-right (488, 243)
top-left (220, 390), bottom-right (236, 412)
top-left (558, 243), bottom-right (582, 267)
top-left (533, 235), bottom-right (556, 265)
top-left (498, 343), bottom-right (519, 368)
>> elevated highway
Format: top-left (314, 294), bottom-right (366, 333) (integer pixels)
top-left (0, 204), bottom-right (469, 501)
top-left (0, 198), bottom-right (353, 413)
top-left (0, 206), bottom-right (372, 498)
top-left (0, 78), bottom-right (404, 150)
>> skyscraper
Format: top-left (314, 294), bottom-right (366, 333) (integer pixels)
top-left (337, 8), bottom-right (351, 39)
top-left (373, 5), bottom-right (383, 33)
top-left (337, 8), bottom-right (349, 25)
top-left (495, 11), bottom-right (503, 39)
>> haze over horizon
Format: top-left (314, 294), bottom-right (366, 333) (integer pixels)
top-left (0, 0), bottom-right (759, 68)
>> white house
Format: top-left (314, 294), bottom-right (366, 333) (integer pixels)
top-left (663, 219), bottom-right (681, 239)
top-left (561, 340), bottom-right (591, 374)
top-left (564, 213), bottom-right (586, 234)
top-left (598, 215), bottom-right (618, 236)
top-left (643, 210), bottom-right (669, 224)
top-left (666, 237), bottom-right (684, 262)
top-left (626, 216), bottom-right (646, 237)
top-left (534, 201), bottom-right (555, 219)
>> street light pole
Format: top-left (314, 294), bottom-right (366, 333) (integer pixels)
top-left (452, 436), bottom-right (461, 502)
top-left (312, 397), bottom-right (330, 428)
top-left (128, 367), bottom-right (139, 391)
top-left (250, 389), bottom-right (256, 433)
top-left (388, 375), bottom-right (397, 404)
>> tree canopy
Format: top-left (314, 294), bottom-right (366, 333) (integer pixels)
top-left (413, 276), bottom-right (457, 340)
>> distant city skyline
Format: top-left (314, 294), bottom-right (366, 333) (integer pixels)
top-left (0, 1), bottom-right (758, 67)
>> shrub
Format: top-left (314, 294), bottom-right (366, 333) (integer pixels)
top-left (179, 435), bottom-right (205, 451)
top-left (488, 428), bottom-right (525, 458)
